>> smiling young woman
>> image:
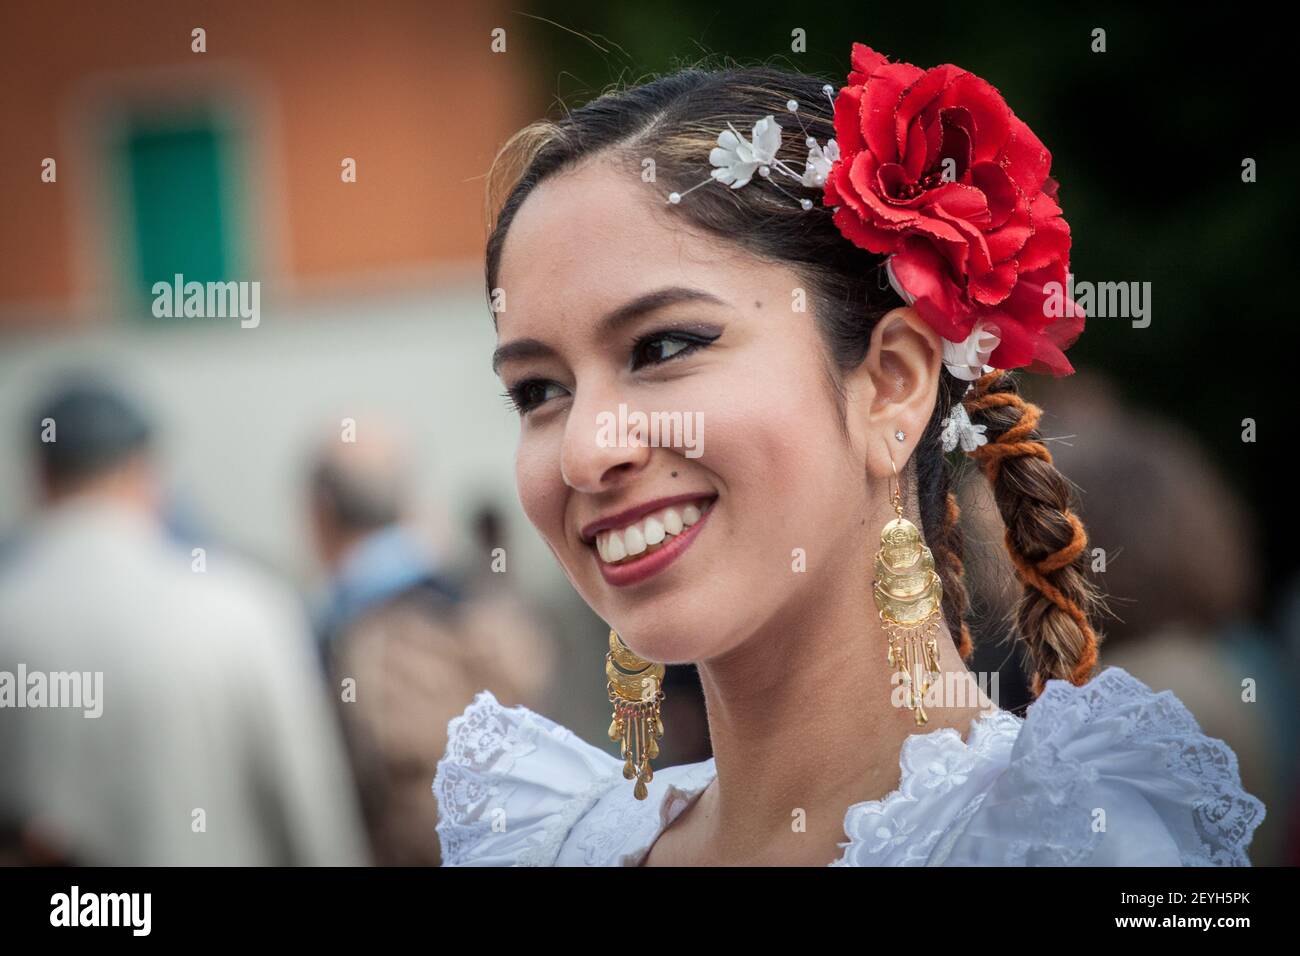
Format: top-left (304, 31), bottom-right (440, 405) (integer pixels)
top-left (432, 44), bottom-right (1265, 867)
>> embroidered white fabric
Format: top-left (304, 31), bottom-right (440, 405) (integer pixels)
top-left (432, 666), bottom-right (1265, 866)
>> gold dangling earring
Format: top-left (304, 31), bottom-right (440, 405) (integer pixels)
top-left (605, 628), bottom-right (665, 800)
top-left (871, 438), bottom-right (944, 725)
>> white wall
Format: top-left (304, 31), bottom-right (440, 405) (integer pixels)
top-left (0, 281), bottom-right (560, 598)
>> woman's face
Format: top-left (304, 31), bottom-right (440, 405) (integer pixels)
top-left (493, 159), bottom-right (874, 663)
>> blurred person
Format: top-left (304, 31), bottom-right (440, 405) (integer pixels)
top-left (0, 378), bottom-right (368, 865)
top-left (307, 426), bottom-right (555, 865)
top-left (962, 370), bottom-right (1287, 864)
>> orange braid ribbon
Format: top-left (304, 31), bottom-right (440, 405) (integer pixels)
top-left (960, 373), bottom-right (1099, 691)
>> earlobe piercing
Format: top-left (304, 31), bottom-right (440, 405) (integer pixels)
top-left (895, 429), bottom-right (906, 442)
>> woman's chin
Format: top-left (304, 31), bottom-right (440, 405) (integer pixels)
top-left (594, 619), bottom-right (707, 665)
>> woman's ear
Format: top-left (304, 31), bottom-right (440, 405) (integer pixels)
top-left (842, 306), bottom-right (944, 480)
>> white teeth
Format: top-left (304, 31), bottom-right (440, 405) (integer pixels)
top-left (606, 532), bottom-right (626, 562)
top-left (593, 498), bottom-right (714, 565)
top-left (643, 516), bottom-right (665, 546)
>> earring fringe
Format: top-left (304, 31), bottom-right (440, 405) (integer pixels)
top-left (606, 628), bottom-right (666, 799)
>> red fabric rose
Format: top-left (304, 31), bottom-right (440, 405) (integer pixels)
top-left (824, 43), bottom-right (1085, 376)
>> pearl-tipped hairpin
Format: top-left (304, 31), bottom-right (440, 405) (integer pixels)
top-left (665, 86), bottom-right (840, 208)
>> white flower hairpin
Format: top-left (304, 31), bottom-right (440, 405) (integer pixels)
top-left (941, 322), bottom-right (1001, 382)
top-left (940, 402), bottom-right (988, 454)
top-left (936, 321), bottom-right (1000, 453)
top-left (666, 86), bottom-right (840, 209)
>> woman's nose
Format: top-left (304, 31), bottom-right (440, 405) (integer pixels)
top-left (560, 390), bottom-right (652, 494)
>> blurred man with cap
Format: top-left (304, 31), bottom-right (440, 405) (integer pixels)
top-left (0, 375), bottom-right (368, 865)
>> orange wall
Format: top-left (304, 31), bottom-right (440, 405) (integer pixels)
top-left (0, 0), bottom-right (536, 315)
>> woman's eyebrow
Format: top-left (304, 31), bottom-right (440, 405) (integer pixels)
top-left (491, 285), bottom-right (727, 374)
top-left (491, 337), bottom-right (554, 375)
top-left (596, 286), bottom-right (727, 338)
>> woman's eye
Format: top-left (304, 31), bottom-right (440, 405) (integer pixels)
top-left (503, 330), bottom-right (718, 414)
top-left (630, 331), bottom-right (715, 370)
top-left (503, 380), bottom-right (567, 415)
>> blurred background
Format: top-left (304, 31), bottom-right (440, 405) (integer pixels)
top-left (0, 0), bottom-right (1293, 865)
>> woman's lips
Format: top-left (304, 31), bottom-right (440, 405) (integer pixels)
top-left (592, 497), bottom-right (715, 587)
top-left (593, 498), bottom-right (710, 563)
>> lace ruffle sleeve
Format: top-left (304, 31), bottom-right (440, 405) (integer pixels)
top-left (949, 666), bottom-right (1266, 866)
top-left (433, 689), bottom-right (623, 866)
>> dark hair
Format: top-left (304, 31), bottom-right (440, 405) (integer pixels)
top-left (309, 458), bottom-right (402, 534)
top-left (484, 63), bottom-right (1106, 697)
top-left (32, 377), bottom-right (153, 485)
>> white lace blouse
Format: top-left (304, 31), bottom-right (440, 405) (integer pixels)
top-left (432, 665), bottom-right (1265, 866)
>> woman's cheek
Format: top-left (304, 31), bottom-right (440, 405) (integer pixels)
top-left (514, 431), bottom-right (565, 546)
